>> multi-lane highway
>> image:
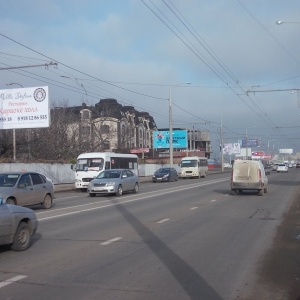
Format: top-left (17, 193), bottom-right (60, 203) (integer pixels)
top-left (1, 169), bottom-right (299, 300)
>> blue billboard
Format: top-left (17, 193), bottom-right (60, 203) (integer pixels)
top-left (153, 130), bottom-right (187, 149)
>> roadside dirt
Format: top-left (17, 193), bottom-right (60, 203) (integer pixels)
top-left (239, 188), bottom-right (300, 299)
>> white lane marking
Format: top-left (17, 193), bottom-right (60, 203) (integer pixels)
top-left (37, 178), bottom-right (229, 221)
top-left (101, 237), bottom-right (122, 245)
top-left (210, 199), bottom-right (217, 202)
top-left (157, 218), bottom-right (170, 224)
top-left (0, 275), bottom-right (27, 289)
top-left (36, 199), bottom-right (112, 215)
top-left (190, 207), bottom-right (198, 210)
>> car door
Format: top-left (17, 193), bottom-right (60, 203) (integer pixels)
top-left (125, 170), bottom-right (135, 190)
top-left (121, 170), bottom-right (130, 191)
top-left (30, 173), bottom-right (47, 205)
top-left (0, 205), bottom-right (14, 244)
top-left (16, 174), bottom-right (35, 206)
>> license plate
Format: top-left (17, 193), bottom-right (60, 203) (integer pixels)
top-left (94, 187), bottom-right (105, 191)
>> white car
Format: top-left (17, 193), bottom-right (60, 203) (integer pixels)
top-left (277, 164), bottom-right (288, 173)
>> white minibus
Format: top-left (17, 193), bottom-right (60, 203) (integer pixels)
top-left (72, 152), bottom-right (138, 191)
top-left (179, 156), bottom-right (208, 178)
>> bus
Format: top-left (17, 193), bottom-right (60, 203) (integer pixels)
top-left (72, 152), bottom-right (139, 191)
top-left (179, 156), bottom-right (208, 178)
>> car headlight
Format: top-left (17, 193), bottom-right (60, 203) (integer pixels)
top-left (106, 182), bottom-right (116, 187)
top-left (75, 179), bottom-right (82, 183)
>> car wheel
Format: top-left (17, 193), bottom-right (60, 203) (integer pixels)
top-left (116, 185), bottom-right (123, 196)
top-left (264, 186), bottom-right (268, 193)
top-left (6, 198), bottom-right (16, 205)
top-left (133, 183), bottom-right (139, 193)
top-left (11, 222), bottom-right (31, 251)
top-left (258, 189), bottom-right (264, 196)
top-left (42, 194), bottom-right (52, 209)
top-left (89, 193), bottom-right (96, 197)
top-left (175, 176), bottom-right (178, 181)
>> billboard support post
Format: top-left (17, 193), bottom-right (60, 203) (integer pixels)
top-left (169, 87), bottom-right (173, 168)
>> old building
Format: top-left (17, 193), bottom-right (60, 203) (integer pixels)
top-left (52, 98), bottom-right (158, 154)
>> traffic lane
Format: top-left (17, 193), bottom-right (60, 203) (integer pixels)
top-left (1, 177), bottom-right (231, 300)
top-left (34, 177), bottom-right (229, 221)
top-left (48, 172), bottom-right (231, 208)
top-left (1, 172), bottom-right (297, 299)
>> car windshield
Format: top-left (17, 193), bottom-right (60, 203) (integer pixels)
top-left (97, 170), bottom-right (121, 179)
top-left (180, 160), bottom-right (198, 167)
top-left (0, 174), bottom-right (20, 187)
top-left (157, 168), bottom-right (170, 173)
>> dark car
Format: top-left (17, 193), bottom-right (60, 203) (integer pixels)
top-left (0, 199), bottom-right (38, 251)
top-left (152, 168), bottom-right (178, 183)
top-left (296, 163), bottom-right (300, 168)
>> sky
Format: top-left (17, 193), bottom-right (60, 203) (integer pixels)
top-left (1, 0), bottom-right (300, 160)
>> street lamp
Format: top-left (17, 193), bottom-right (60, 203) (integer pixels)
top-left (169, 82), bottom-right (191, 167)
top-left (276, 20), bottom-right (300, 25)
top-left (6, 83), bottom-right (24, 162)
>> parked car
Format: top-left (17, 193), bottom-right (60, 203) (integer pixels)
top-left (277, 164), bottom-right (289, 173)
top-left (231, 160), bottom-right (269, 196)
top-left (152, 168), bottom-right (178, 182)
top-left (296, 163), bottom-right (300, 168)
top-left (0, 172), bottom-right (54, 209)
top-left (87, 169), bottom-right (139, 197)
top-left (0, 199), bottom-right (38, 251)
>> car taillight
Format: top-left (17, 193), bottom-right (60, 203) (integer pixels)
top-left (258, 169), bottom-right (262, 186)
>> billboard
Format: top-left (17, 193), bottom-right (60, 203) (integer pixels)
top-left (241, 138), bottom-right (258, 148)
top-left (153, 130), bottom-right (187, 149)
top-left (279, 149), bottom-right (293, 154)
top-left (223, 143), bottom-right (241, 155)
top-left (0, 86), bottom-right (50, 129)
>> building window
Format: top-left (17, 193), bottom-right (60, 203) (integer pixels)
top-left (101, 125), bottom-right (109, 133)
top-left (81, 126), bottom-right (90, 135)
top-left (121, 124), bottom-right (125, 136)
top-left (103, 141), bottom-right (110, 150)
top-left (81, 110), bottom-right (90, 119)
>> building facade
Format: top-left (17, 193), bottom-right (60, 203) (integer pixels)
top-left (52, 98), bottom-right (158, 154)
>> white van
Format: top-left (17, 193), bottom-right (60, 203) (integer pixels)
top-left (231, 160), bottom-right (269, 196)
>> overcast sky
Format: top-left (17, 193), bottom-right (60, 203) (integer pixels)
top-left (1, 0), bottom-right (300, 159)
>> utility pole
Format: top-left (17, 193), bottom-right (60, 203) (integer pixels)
top-left (220, 117), bottom-right (224, 172)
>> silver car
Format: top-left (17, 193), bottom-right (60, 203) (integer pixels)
top-left (87, 169), bottom-right (139, 197)
top-left (0, 199), bottom-right (38, 251)
top-left (0, 172), bottom-right (54, 209)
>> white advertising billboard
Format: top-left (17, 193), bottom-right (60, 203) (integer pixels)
top-left (0, 86), bottom-right (50, 129)
top-left (223, 143), bottom-right (241, 155)
top-left (279, 149), bottom-right (293, 154)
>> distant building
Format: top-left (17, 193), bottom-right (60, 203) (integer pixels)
top-left (51, 98), bottom-right (158, 154)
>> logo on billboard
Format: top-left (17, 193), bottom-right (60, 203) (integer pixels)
top-left (34, 88), bottom-right (47, 102)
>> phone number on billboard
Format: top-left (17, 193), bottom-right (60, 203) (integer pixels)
top-left (17, 115), bottom-right (48, 121)
top-left (0, 117), bottom-right (12, 122)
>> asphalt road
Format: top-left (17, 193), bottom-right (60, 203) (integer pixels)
top-left (0, 169), bottom-right (299, 300)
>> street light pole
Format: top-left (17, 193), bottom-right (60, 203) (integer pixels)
top-left (169, 82), bottom-right (191, 168)
top-left (169, 87), bottom-right (173, 167)
top-left (6, 83), bottom-right (24, 162)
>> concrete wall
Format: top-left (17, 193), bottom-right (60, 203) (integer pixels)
top-left (0, 163), bottom-right (181, 183)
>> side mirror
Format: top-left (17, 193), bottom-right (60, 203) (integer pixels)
top-left (18, 183), bottom-right (26, 188)
top-left (0, 198), bottom-right (3, 205)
